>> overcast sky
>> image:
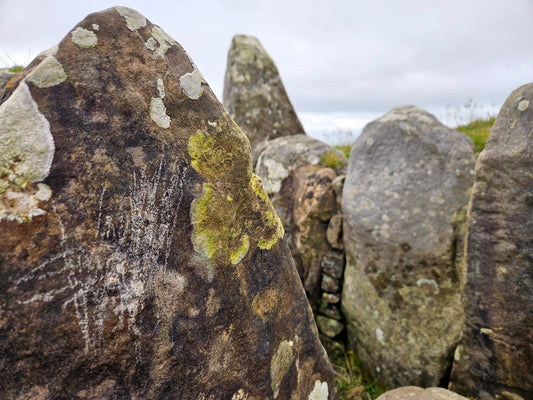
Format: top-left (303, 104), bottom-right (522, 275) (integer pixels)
top-left (1, 0), bottom-right (532, 141)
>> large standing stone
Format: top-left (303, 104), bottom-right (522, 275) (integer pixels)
top-left (342, 105), bottom-right (476, 387)
top-left (0, 8), bottom-right (334, 399)
top-left (223, 35), bottom-right (305, 150)
top-left (449, 84), bottom-right (533, 400)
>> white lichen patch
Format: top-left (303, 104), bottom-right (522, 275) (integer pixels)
top-left (71, 27), bottom-right (98, 48)
top-left (179, 67), bottom-right (205, 100)
top-left (0, 82), bottom-right (55, 183)
top-left (231, 389), bottom-right (248, 400)
top-left (150, 79), bottom-right (171, 129)
top-left (145, 37), bottom-right (157, 51)
top-left (115, 6), bottom-right (147, 31)
top-left (156, 78), bottom-right (166, 98)
top-left (27, 55), bottom-right (67, 88)
top-left (262, 158), bottom-right (289, 194)
top-left (92, 24), bottom-right (99, 31)
top-left (518, 99), bottom-right (530, 112)
top-left (308, 380), bottom-right (329, 400)
top-left (416, 278), bottom-right (440, 295)
top-left (150, 26), bottom-right (177, 58)
top-left (0, 183), bottom-right (52, 223)
top-left (376, 327), bottom-right (385, 343)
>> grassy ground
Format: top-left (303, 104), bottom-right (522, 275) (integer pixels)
top-left (329, 348), bottom-right (389, 400)
top-left (456, 117), bottom-right (495, 155)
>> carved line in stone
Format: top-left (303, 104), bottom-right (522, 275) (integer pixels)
top-left (14, 160), bottom-right (190, 353)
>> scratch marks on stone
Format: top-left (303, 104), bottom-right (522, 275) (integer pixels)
top-left (14, 161), bottom-right (190, 353)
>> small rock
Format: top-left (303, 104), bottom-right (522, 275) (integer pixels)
top-left (321, 274), bottom-right (340, 293)
top-left (376, 387), bottom-right (468, 400)
top-left (316, 315), bottom-right (344, 338)
top-left (321, 251), bottom-right (344, 279)
top-left (326, 212), bottom-right (343, 249)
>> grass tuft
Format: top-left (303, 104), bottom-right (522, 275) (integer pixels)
top-left (456, 117), bottom-right (495, 155)
top-left (332, 350), bottom-right (389, 400)
top-left (320, 150), bottom-right (345, 169)
top-left (8, 65), bottom-right (24, 73)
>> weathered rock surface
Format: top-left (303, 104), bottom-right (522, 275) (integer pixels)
top-left (0, 8), bottom-right (334, 399)
top-left (376, 387), bottom-right (468, 400)
top-left (223, 35), bottom-right (305, 150)
top-left (342, 105), bottom-right (476, 387)
top-left (255, 135), bottom-right (347, 339)
top-left (256, 135), bottom-right (346, 297)
top-left (449, 84), bottom-right (533, 400)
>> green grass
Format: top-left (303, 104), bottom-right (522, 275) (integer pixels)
top-left (456, 117), bottom-right (495, 156)
top-left (335, 144), bottom-right (352, 159)
top-left (320, 150), bottom-right (346, 169)
top-left (331, 350), bottom-right (389, 400)
top-left (7, 65), bottom-right (23, 73)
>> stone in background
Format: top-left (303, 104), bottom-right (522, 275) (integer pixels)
top-left (342, 105), bottom-right (476, 387)
top-left (0, 7), bottom-right (334, 399)
top-left (223, 34), bottom-right (305, 152)
top-left (449, 83), bottom-right (533, 400)
top-left (255, 135), bottom-right (348, 341)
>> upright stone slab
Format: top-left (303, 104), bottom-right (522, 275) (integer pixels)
top-left (0, 8), bottom-right (334, 399)
top-left (449, 84), bottom-right (533, 400)
top-left (342, 106), bottom-right (476, 387)
top-left (223, 35), bottom-right (305, 150)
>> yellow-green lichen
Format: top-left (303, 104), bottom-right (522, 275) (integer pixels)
top-left (188, 122), bottom-right (284, 265)
top-left (271, 339), bottom-right (294, 398)
top-left (230, 233), bottom-right (249, 265)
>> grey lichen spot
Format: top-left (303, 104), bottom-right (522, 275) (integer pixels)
top-left (308, 380), bottom-right (329, 400)
top-left (416, 278), bottom-right (440, 295)
top-left (71, 27), bottom-right (98, 48)
top-left (157, 78), bottom-right (165, 98)
top-left (150, 78), bottom-right (170, 129)
top-left (376, 327), bottom-right (385, 343)
top-left (518, 99), bottom-right (529, 112)
top-left (92, 24), bottom-right (99, 31)
top-left (27, 55), bottom-right (67, 88)
top-left (179, 67), bottom-right (205, 99)
top-left (262, 159), bottom-right (289, 194)
top-left (150, 98), bottom-right (170, 129)
top-left (115, 6), bottom-right (147, 31)
top-left (270, 339), bottom-right (294, 398)
top-left (145, 37), bottom-right (157, 51)
top-left (0, 82), bottom-right (55, 183)
top-left (150, 26), bottom-right (177, 58)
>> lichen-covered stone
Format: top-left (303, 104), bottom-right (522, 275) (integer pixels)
top-left (0, 8), bottom-right (334, 399)
top-left (376, 387), bottom-right (468, 400)
top-left (315, 316), bottom-right (344, 339)
top-left (223, 35), bottom-right (305, 150)
top-left (342, 105), bottom-right (476, 387)
top-left (448, 83), bottom-right (533, 400)
top-left (255, 135), bottom-right (346, 310)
